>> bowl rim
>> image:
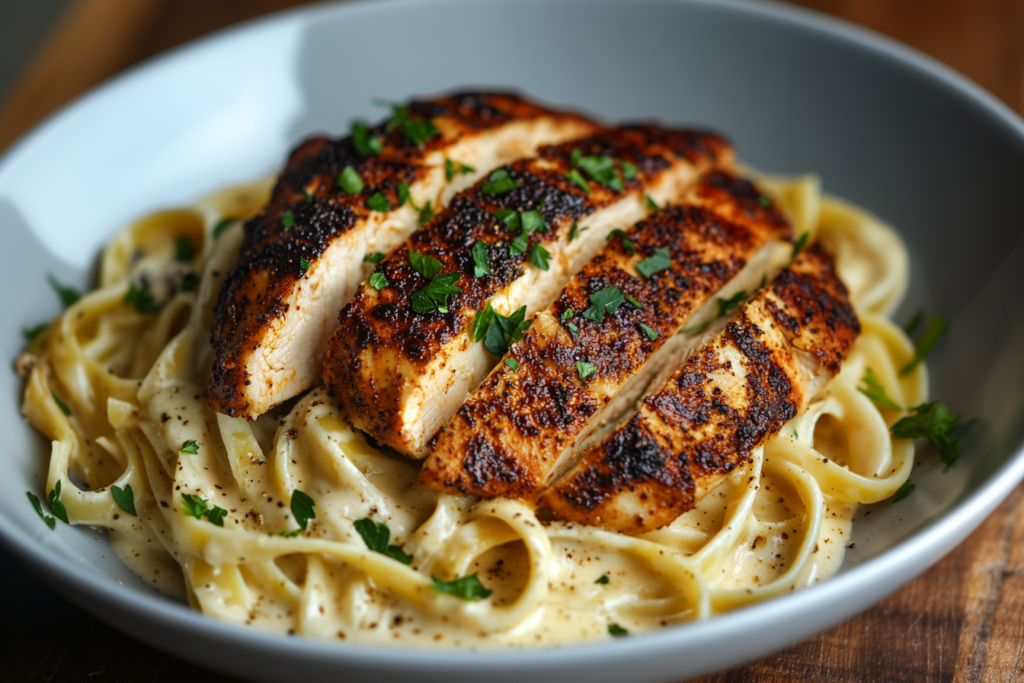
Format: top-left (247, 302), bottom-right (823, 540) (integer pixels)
top-left (2, 0), bottom-right (1024, 673)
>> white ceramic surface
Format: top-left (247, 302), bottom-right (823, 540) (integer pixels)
top-left (3, 0), bottom-right (1024, 681)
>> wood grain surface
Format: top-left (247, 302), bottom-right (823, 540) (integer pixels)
top-left (2, 1), bottom-right (1023, 681)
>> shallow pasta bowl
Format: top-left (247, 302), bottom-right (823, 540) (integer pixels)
top-left (2, 0), bottom-right (1024, 680)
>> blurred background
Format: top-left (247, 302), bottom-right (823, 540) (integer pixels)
top-left (1, 1), bottom-right (1022, 682)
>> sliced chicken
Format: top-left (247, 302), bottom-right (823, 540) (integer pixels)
top-left (207, 92), bottom-right (599, 418)
top-left (538, 244), bottom-right (859, 534)
top-left (421, 171), bottom-right (793, 498)
top-left (324, 126), bottom-right (733, 457)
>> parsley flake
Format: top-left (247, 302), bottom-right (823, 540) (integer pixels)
top-left (581, 286), bottom-right (624, 323)
top-left (418, 200), bottom-right (435, 226)
top-left (495, 209), bottom-right (521, 231)
top-left (481, 169), bottom-right (521, 195)
top-left (521, 209), bottom-right (547, 234)
top-left (364, 252), bottom-right (386, 264)
top-left (125, 282), bottom-right (163, 314)
top-left (565, 169), bottom-right (590, 194)
top-left (505, 358), bottom-right (520, 370)
top-left (179, 495), bottom-right (229, 527)
top-left (22, 322), bottom-right (49, 344)
top-left (180, 273), bottom-right (200, 292)
top-left (636, 247), bottom-right (672, 278)
top-left (646, 195), bottom-right (660, 211)
top-left (431, 574), bottom-right (492, 600)
top-left (337, 165), bottom-right (364, 194)
top-left (409, 251), bottom-right (444, 280)
top-left (715, 290), bottom-right (748, 319)
top-left (758, 195), bottom-right (772, 208)
top-left (857, 367), bottom-right (901, 411)
top-left (891, 401), bottom-right (962, 466)
top-left (900, 313), bottom-right (947, 376)
top-left (904, 311), bottom-right (924, 337)
top-left (639, 323), bottom-right (658, 341)
top-left (369, 272), bottom-right (388, 290)
top-left (52, 392), bottom-right (71, 416)
top-left (204, 506), bottom-right (227, 527)
top-left (893, 481), bottom-right (915, 502)
top-left (351, 120), bottom-right (382, 156)
top-left (682, 320), bottom-right (712, 334)
top-left (291, 490), bottom-right (317, 530)
top-left (180, 440), bottom-right (199, 454)
top-left (472, 241), bottom-right (490, 278)
top-left (48, 274), bottom-right (80, 308)
top-left (596, 574), bottom-right (610, 585)
top-left (367, 193), bottom-right (391, 212)
top-left (377, 102), bottom-right (440, 146)
top-left (111, 484), bottom-right (137, 516)
top-left (27, 491), bottom-right (56, 530)
top-left (575, 154), bottom-right (623, 192)
top-left (397, 183), bottom-right (411, 208)
top-left (561, 308), bottom-right (578, 333)
top-left (621, 161), bottom-right (638, 180)
top-left (625, 295), bottom-right (644, 308)
top-left (281, 211), bottom-right (294, 232)
top-left (607, 229), bottom-right (634, 255)
top-left (792, 232), bottom-right (810, 258)
top-left (444, 158), bottom-right (475, 182)
top-left (569, 219), bottom-right (588, 242)
top-left (354, 518), bottom-right (413, 564)
top-left (412, 273), bottom-right (462, 314)
top-left (608, 623), bottom-right (629, 637)
top-left (174, 236), bottom-right (196, 261)
top-left (576, 360), bottom-right (598, 381)
top-left (299, 257), bottom-right (311, 273)
top-left (528, 241), bottom-right (552, 271)
top-left (48, 481), bottom-right (69, 524)
top-left (476, 304), bottom-right (532, 356)
top-left (212, 218), bottom-right (236, 239)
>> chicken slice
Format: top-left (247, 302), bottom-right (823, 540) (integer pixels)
top-left (324, 126), bottom-right (733, 457)
top-left (207, 92), bottom-right (599, 418)
top-left (421, 170), bottom-right (793, 498)
top-left (538, 244), bottom-right (860, 533)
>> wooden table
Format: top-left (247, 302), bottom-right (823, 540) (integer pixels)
top-left (2, 1), bottom-right (1023, 680)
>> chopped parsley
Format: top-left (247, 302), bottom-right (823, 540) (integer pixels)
top-left (418, 200), bottom-right (435, 226)
top-left (445, 158), bottom-right (475, 182)
top-left (565, 168), bottom-right (590, 194)
top-left (682, 320), bottom-right (712, 334)
top-left (125, 281), bottom-right (163, 314)
top-left (180, 494), bottom-right (207, 520)
top-left (431, 574), bottom-right (492, 600)
top-left (337, 165), bottom-right (364, 194)
top-left (26, 491), bottom-right (55, 530)
top-left (574, 153), bottom-right (623, 192)
top-left (481, 169), bottom-right (521, 195)
top-left (180, 440), bottom-right (200, 454)
top-left (475, 304), bottom-right (532, 356)
top-left (758, 195), bottom-right (771, 208)
top-left (52, 392), bottom-right (71, 416)
top-left (354, 518), bottom-right (413, 565)
top-left (900, 313), bottom-right (947, 376)
top-left (281, 211), bottom-right (294, 232)
top-left (409, 251), bottom-right (444, 280)
top-left (715, 290), bottom-right (748, 319)
top-left (180, 273), bottom-right (200, 292)
top-left (111, 484), bottom-right (137, 516)
top-left (351, 120), bottom-right (382, 156)
top-left (639, 323), bottom-right (658, 341)
top-left (48, 274), bottom-right (80, 308)
top-left (645, 195), bottom-right (660, 211)
top-left (367, 193), bottom-right (391, 212)
top-left (22, 322), bottom-right (49, 344)
top-left (857, 367), bottom-right (901, 411)
top-left (608, 623), bottom-right (629, 637)
top-left (290, 490), bottom-right (317, 530)
top-left (378, 101), bottom-right (439, 146)
top-left (204, 506), bottom-right (228, 527)
top-left (625, 295), bottom-right (644, 308)
top-left (48, 480), bottom-right (69, 525)
top-left (621, 161), bottom-right (638, 180)
top-left (791, 232), bottom-right (810, 258)
top-left (509, 231), bottom-right (530, 255)
top-left (528, 241), bottom-right (551, 271)
top-left (495, 208), bottom-right (521, 231)
top-left (576, 360), bottom-right (598, 381)
top-left (904, 311), bottom-right (924, 337)
top-left (505, 358), bottom-right (520, 370)
top-left (369, 273), bottom-right (388, 290)
top-left (174, 236), bottom-right (196, 261)
top-left (581, 285), bottom-right (624, 323)
top-left (472, 241), bottom-right (490, 278)
top-left (893, 481), bottom-right (915, 502)
top-left (411, 272), bottom-right (462, 314)
top-left (212, 217), bottom-right (236, 239)
top-left (595, 574), bottom-right (610, 585)
top-left (561, 308), bottom-right (578, 333)
top-left (891, 401), bottom-right (962, 466)
top-left (299, 257), bottom-right (311, 273)
top-left (363, 252), bottom-right (386, 264)
top-left (397, 183), bottom-right (411, 208)
top-left (607, 229), bottom-right (634, 255)
top-left (521, 209), bottom-right (547, 234)
top-left (636, 247), bottom-right (672, 278)
top-left (568, 219), bottom-right (587, 242)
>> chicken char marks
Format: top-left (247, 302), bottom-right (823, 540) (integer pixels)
top-left (206, 92), bottom-right (598, 419)
top-left (420, 170), bottom-right (794, 499)
top-left (324, 125), bottom-right (733, 457)
top-left (538, 244), bottom-right (859, 534)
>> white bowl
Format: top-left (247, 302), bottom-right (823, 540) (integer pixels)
top-left (3, 0), bottom-right (1024, 680)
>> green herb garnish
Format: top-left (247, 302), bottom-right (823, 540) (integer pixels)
top-left (48, 480), bottom-right (69, 524)
top-left (639, 323), bottom-right (658, 341)
top-left (337, 165), bottom-right (364, 194)
top-left (576, 360), bottom-right (598, 381)
top-left (52, 392), bottom-right (71, 416)
top-left (212, 218), bottom-right (236, 239)
top-left (893, 481), bottom-right (915, 502)
top-left (377, 102), bottom-right (439, 146)
top-left (528, 241), bottom-right (551, 271)
top-left (125, 282), bottom-right (163, 314)
top-left (48, 274), bottom-right (80, 308)
top-left (900, 314), bottom-right (947, 376)
top-left (565, 169), bottom-right (590, 194)
top-left (561, 308), bottom-right (578, 333)
top-left (367, 193), bottom-right (391, 212)
top-left (174, 236), bottom-right (196, 261)
top-left (509, 231), bottom-right (530, 255)
top-left (354, 518), bottom-right (413, 565)
top-left (27, 491), bottom-right (56, 530)
top-left (445, 158), bottom-right (475, 182)
top-left (180, 440), bottom-right (200, 454)
top-left (397, 183), bottom-right (411, 208)
top-left (575, 154), bottom-right (623, 192)
top-left (409, 251), bottom-right (444, 279)
top-left (351, 120), bottom-right (382, 156)
top-left (431, 574), bottom-right (492, 600)
top-left (857, 367), bottom-right (901, 411)
top-left (180, 273), bottom-right (200, 292)
top-left (904, 311), bottom-right (923, 337)
top-left (364, 252), bottom-right (386, 264)
top-left (715, 290), bottom-right (748, 319)
top-left (758, 195), bottom-right (771, 208)
top-left (608, 623), bottom-right (629, 637)
top-left (291, 490), bottom-right (317, 530)
top-left (581, 285), bottom-right (625, 323)
top-left (22, 322), bottom-right (48, 344)
top-left (477, 304), bottom-right (532, 356)
top-left (418, 200), bottom-right (434, 226)
top-left (636, 247), bottom-right (672, 278)
top-left (625, 295), bottom-right (644, 308)
top-left (204, 506), bottom-right (227, 527)
top-left (645, 195), bottom-right (659, 211)
top-left (505, 358), bottom-right (520, 370)
top-left (481, 169), bottom-right (521, 195)
top-left (621, 161), bottom-right (638, 180)
top-left (595, 574), bottom-right (609, 585)
top-left (411, 273), bottom-right (462, 314)
top-left (369, 273), bottom-right (388, 290)
top-left (472, 241), bottom-right (491, 278)
top-left (607, 229), bottom-right (634, 256)
top-left (111, 484), bottom-right (137, 516)
top-left (791, 232), bottom-right (810, 258)
top-left (299, 257), bottom-right (311, 272)
top-left (179, 494), bottom-right (226, 527)
top-left (495, 208), bottom-right (521, 231)
top-left (891, 401), bottom-right (962, 466)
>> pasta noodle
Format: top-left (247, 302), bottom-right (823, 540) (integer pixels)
top-left (18, 171), bottom-right (924, 646)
